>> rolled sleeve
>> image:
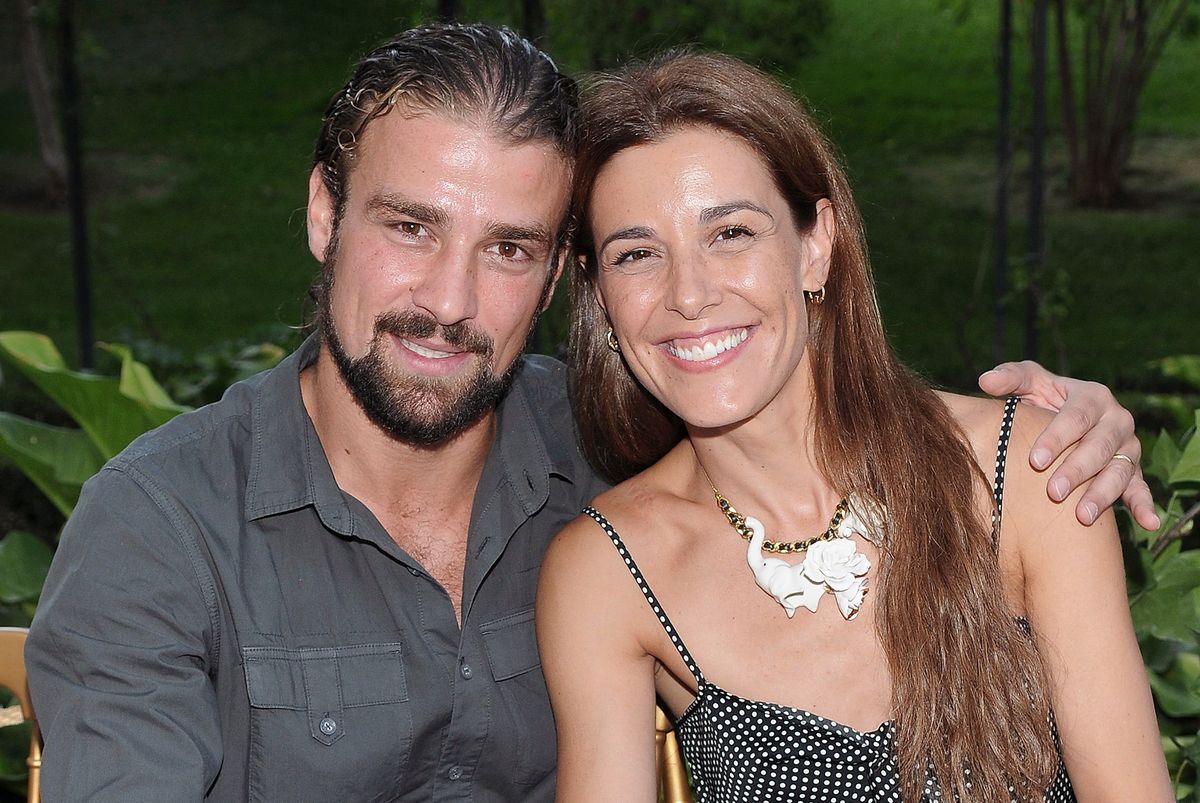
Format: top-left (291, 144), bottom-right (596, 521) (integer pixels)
top-left (27, 465), bottom-right (222, 802)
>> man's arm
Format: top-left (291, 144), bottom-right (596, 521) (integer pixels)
top-left (979, 361), bottom-right (1157, 530)
top-left (26, 466), bottom-right (222, 802)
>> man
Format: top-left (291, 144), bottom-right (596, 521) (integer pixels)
top-left (26, 23), bottom-right (1155, 802)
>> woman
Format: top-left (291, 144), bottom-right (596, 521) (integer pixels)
top-left (537, 52), bottom-right (1170, 802)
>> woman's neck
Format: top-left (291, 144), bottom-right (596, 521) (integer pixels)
top-left (686, 356), bottom-right (842, 531)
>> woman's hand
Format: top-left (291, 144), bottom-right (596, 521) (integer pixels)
top-left (978, 361), bottom-right (1157, 530)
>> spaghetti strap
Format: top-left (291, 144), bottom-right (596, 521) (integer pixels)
top-left (991, 395), bottom-right (1019, 549)
top-left (582, 506), bottom-right (705, 685)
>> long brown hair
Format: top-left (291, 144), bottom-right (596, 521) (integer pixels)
top-left (568, 51), bottom-right (1057, 801)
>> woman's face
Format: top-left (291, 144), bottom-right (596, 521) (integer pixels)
top-left (588, 125), bottom-right (833, 429)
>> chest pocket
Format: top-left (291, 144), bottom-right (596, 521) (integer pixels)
top-left (481, 608), bottom-right (556, 789)
top-left (242, 642), bottom-right (412, 803)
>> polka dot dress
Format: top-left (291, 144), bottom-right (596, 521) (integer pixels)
top-left (584, 397), bottom-right (1076, 802)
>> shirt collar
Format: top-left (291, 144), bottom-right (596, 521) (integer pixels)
top-left (244, 334), bottom-right (351, 530)
top-left (245, 337), bottom-right (577, 526)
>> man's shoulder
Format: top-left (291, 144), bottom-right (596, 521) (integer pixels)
top-left (515, 353), bottom-right (568, 393)
top-left (513, 353), bottom-right (573, 429)
top-left (108, 363), bottom-right (275, 477)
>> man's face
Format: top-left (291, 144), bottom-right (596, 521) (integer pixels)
top-left (306, 111), bottom-right (571, 445)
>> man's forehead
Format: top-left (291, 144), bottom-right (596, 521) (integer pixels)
top-left (349, 111), bottom-right (572, 225)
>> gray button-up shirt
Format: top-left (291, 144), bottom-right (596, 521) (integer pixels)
top-left (26, 336), bottom-right (608, 802)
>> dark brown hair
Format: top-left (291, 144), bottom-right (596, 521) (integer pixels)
top-left (313, 23), bottom-right (579, 228)
top-left (569, 51), bottom-right (1057, 801)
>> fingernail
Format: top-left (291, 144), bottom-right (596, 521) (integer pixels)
top-left (1032, 448), bottom-right (1052, 469)
top-left (1082, 502), bottom-right (1099, 524)
top-left (1049, 477), bottom-right (1069, 500)
top-left (1148, 514), bottom-right (1162, 530)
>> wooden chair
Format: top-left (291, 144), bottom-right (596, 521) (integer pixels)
top-left (0, 627), bottom-right (41, 803)
top-left (655, 705), bottom-right (693, 803)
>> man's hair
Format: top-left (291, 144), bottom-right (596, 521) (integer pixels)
top-left (313, 23), bottom-right (579, 223)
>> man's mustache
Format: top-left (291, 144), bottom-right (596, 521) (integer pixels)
top-left (375, 309), bottom-right (494, 357)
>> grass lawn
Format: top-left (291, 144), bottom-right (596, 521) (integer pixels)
top-left (1, 0), bottom-right (1197, 389)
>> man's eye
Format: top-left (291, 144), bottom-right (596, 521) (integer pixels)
top-left (397, 221), bottom-right (427, 236)
top-left (487, 242), bottom-right (531, 261)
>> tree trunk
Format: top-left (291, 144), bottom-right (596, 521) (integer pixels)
top-left (17, 0), bottom-right (67, 204)
top-left (1052, 0), bottom-right (1079, 199)
top-left (437, 0), bottom-right (458, 21)
top-left (1066, 0), bottom-right (1189, 207)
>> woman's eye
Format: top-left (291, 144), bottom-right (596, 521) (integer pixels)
top-left (614, 248), bottom-right (655, 265)
top-left (715, 225), bottom-right (753, 242)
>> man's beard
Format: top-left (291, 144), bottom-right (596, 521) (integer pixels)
top-left (317, 259), bottom-right (526, 448)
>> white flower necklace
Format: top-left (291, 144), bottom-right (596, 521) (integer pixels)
top-left (704, 472), bottom-right (883, 620)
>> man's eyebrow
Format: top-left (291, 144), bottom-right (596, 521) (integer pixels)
top-left (598, 225), bottom-right (655, 254)
top-left (366, 194), bottom-right (450, 228)
top-left (699, 201), bottom-right (774, 224)
top-left (486, 222), bottom-right (554, 246)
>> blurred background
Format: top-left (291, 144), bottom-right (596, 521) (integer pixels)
top-left (0, 0), bottom-right (1198, 798)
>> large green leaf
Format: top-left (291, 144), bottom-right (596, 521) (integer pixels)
top-left (1148, 653), bottom-right (1200, 717)
top-left (0, 531), bottom-right (53, 604)
top-left (0, 332), bottom-right (187, 459)
top-left (1158, 355), bottom-right (1200, 392)
top-left (99, 342), bottom-right (184, 410)
top-left (1133, 550), bottom-right (1200, 642)
top-left (1149, 429), bottom-right (1183, 487)
top-left (1171, 412), bottom-right (1200, 485)
top-left (0, 413), bottom-right (103, 516)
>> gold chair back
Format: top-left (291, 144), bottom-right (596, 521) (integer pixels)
top-left (655, 705), bottom-right (693, 803)
top-left (0, 627), bottom-right (41, 803)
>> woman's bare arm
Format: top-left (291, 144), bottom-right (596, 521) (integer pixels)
top-left (537, 514), bottom-right (660, 803)
top-left (1003, 406), bottom-right (1171, 801)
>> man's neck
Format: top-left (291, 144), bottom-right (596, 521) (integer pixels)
top-left (299, 345), bottom-right (498, 532)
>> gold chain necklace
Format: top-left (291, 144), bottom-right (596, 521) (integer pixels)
top-left (700, 465), bottom-right (851, 555)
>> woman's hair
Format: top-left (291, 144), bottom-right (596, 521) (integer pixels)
top-left (569, 51), bottom-right (1058, 801)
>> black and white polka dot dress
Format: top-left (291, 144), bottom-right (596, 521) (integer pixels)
top-left (584, 398), bottom-right (1076, 801)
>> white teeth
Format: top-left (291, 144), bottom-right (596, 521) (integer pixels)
top-left (667, 328), bottom-right (749, 362)
top-left (402, 339), bottom-right (456, 359)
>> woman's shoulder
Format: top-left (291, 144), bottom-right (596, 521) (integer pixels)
top-left (550, 444), bottom-right (697, 574)
top-left (936, 391), bottom-right (1054, 479)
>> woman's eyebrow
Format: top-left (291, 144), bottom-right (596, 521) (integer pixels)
top-left (598, 225), bottom-right (655, 253)
top-left (699, 201), bottom-right (773, 224)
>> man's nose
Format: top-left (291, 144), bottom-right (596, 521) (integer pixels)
top-left (411, 247), bottom-right (479, 326)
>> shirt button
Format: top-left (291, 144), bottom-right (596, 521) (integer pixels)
top-left (448, 765), bottom-right (463, 781)
top-left (460, 662), bottom-right (473, 680)
top-left (319, 716), bottom-right (337, 736)
top-left (408, 567), bottom-right (420, 577)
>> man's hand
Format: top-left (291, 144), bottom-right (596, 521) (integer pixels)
top-left (979, 361), bottom-right (1159, 530)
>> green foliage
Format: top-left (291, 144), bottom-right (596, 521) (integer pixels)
top-left (538, 0), bottom-right (830, 72)
top-left (0, 332), bottom-right (188, 517)
top-left (1122, 361), bottom-right (1200, 797)
top-left (0, 330), bottom-right (193, 635)
top-left (129, 332), bottom-right (291, 408)
top-left (0, 332), bottom-right (185, 460)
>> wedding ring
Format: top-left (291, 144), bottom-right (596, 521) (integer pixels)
top-left (1111, 452), bottom-right (1135, 467)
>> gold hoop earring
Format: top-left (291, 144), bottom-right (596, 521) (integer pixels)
top-left (804, 286), bottom-right (826, 306)
top-left (606, 327), bottom-right (620, 353)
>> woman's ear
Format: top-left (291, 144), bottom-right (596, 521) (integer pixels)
top-left (804, 199), bottom-right (836, 290)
